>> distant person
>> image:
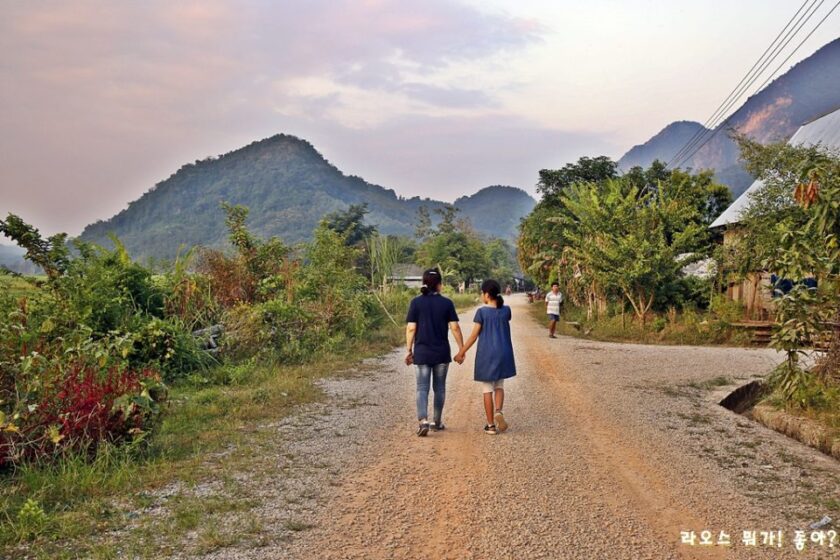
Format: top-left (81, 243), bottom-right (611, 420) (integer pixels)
top-left (406, 269), bottom-right (464, 437)
top-left (455, 279), bottom-right (516, 435)
top-left (546, 281), bottom-right (563, 338)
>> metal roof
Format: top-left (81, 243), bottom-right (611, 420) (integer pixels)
top-left (710, 106), bottom-right (840, 229)
top-left (389, 263), bottom-right (424, 278)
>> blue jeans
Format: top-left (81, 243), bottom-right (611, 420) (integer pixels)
top-left (415, 363), bottom-right (449, 423)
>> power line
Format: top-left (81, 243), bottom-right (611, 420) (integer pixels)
top-left (665, 0), bottom-right (814, 168)
top-left (671, 0), bottom-right (840, 170)
top-left (667, 0), bottom-right (824, 168)
top-left (670, 0), bottom-right (827, 168)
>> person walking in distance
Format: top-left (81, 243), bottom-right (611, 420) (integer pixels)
top-left (455, 279), bottom-right (516, 435)
top-left (405, 269), bottom-right (465, 436)
top-left (546, 281), bottom-right (563, 339)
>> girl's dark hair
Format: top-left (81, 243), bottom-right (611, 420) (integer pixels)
top-left (420, 268), bottom-right (442, 295)
top-left (481, 279), bottom-right (504, 308)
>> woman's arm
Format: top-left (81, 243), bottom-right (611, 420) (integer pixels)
top-left (454, 322), bottom-right (481, 363)
top-left (449, 321), bottom-right (464, 353)
top-left (405, 322), bottom-right (417, 365)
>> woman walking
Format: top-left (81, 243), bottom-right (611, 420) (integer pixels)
top-left (405, 269), bottom-right (464, 436)
top-left (455, 279), bottom-right (516, 435)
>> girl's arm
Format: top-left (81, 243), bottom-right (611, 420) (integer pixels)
top-left (455, 322), bottom-right (482, 362)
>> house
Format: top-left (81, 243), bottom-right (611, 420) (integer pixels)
top-left (709, 106), bottom-right (840, 318)
top-left (387, 264), bottom-right (425, 289)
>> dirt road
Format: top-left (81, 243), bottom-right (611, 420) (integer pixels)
top-left (214, 294), bottom-right (840, 560)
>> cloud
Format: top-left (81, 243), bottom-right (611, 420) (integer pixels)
top-left (0, 1), bottom-right (552, 234)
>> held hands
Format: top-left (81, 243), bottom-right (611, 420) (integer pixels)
top-left (454, 349), bottom-right (466, 365)
top-left (407, 349), bottom-right (466, 365)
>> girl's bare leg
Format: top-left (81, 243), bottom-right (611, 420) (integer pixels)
top-left (483, 392), bottom-right (494, 424)
top-left (494, 388), bottom-right (504, 412)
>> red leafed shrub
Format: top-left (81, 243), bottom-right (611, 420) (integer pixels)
top-left (0, 363), bottom-right (166, 467)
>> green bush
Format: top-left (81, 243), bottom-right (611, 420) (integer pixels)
top-left (709, 293), bottom-right (743, 323)
top-left (218, 304), bottom-right (267, 362)
top-left (651, 316), bottom-right (667, 332)
top-left (128, 318), bottom-right (213, 381)
top-left (61, 243), bottom-right (165, 336)
top-left (260, 298), bottom-right (324, 363)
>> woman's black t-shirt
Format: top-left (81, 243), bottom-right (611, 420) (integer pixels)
top-left (406, 294), bottom-right (459, 365)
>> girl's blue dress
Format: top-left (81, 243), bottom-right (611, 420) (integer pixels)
top-left (473, 305), bottom-right (516, 382)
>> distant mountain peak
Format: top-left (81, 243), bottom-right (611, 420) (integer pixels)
top-left (618, 120), bottom-right (708, 171)
top-left (454, 185), bottom-right (533, 205)
top-left (617, 38), bottom-right (840, 198)
top-left (78, 136), bottom-right (535, 261)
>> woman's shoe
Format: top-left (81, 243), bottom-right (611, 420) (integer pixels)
top-left (483, 424), bottom-right (497, 435)
top-left (430, 421), bottom-right (445, 431)
top-left (417, 421), bottom-right (430, 437)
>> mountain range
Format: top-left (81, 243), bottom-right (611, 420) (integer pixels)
top-left (618, 38), bottom-right (840, 197)
top-left (78, 134), bottom-right (536, 262)
top-left (11, 38), bottom-right (839, 269)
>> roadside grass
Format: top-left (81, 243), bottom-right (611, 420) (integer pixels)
top-left (0, 322), bottom-right (405, 559)
top-left (0, 290), bottom-right (478, 558)
top-left (447, 291), bottom-right (480, 311)
top-left (527, 302), bottom-right (751, 347)
top-left (761, 375), bottom-right (840, 452)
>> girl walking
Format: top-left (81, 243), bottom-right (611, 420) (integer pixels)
top-left (454, 279), bottom-right (516, 435)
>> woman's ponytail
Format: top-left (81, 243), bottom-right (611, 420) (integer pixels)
top-left (420, 268), bottom-right (442, 296)
top-left (481, 279), bottom-right (503, 308)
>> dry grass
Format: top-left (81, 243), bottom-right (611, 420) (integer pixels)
top-left (527, 302), bottom-right (750, 347)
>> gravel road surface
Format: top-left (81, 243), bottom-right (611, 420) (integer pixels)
top-left (206, 294), bottom-right (840, 560)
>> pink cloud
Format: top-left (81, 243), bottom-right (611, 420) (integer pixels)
top-left (0, 1), bottom-right (547, 235)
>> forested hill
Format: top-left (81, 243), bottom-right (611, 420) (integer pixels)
top-left (454, 186), bottom-right (537, 240)
top-left (78, 134), bottom-right (536, 261)
top-left (618, 37), bottom-right (840, 197)
top-left (618, 121), bottom-right (708, 170)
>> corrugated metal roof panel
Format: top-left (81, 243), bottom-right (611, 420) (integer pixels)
top-left (788, 105), bottom-right (840, 148)
top-left (709, 179), bottom-right (765, 228)
top-left (710, 107), bottom-right (840, 228)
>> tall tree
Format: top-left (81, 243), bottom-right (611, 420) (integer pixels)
top-left (323, 204), bottom-right (377, 247)
top-left (0, 213), bottom-right (69, 282)
top-left (415, 208), bottom-right (490, 288)
top-left (560, 179), bottom-right (706, 324)
top-left (537, 156), bottom-right (618, 198)
top-left (434, 205), bottom-right (460, 235)
top-left (414, 206), bottom-right (433, 240)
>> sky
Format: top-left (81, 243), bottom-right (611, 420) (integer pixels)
top-left (1, 0), bottom-right (838, 236)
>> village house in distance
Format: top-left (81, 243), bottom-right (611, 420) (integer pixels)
top-left (710, 106), bottom-right (840, 320)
